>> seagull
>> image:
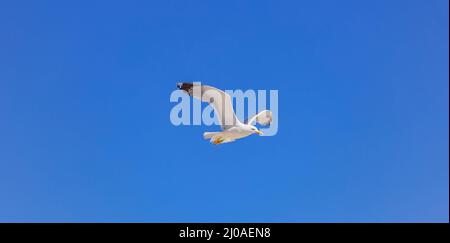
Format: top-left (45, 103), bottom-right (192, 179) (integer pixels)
top-left (177, 82), bottom-right (272, 144)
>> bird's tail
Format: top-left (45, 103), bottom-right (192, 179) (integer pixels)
top-left (203, 132), bottom-right (220, 139)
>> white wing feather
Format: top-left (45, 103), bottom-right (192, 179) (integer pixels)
top-left (177, 83), bottom-right (242, 130)
top-left (245, 110), bottom-right (272, 125)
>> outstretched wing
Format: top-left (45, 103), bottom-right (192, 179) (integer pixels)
top-left (177, 82), bottom-right (242, 130)
top-left (245, 110), bottom-right (272, 126)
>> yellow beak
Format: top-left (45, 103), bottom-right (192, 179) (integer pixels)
top-left (255, 130), bottom-right (264, 135)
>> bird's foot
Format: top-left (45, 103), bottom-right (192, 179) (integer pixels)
top-left (212, 137), bottom-right (225, 145)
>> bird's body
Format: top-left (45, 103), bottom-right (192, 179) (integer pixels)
top-left (204, 124), bottom-right (255, 144)
top-left (177, 82), bottom-right (272, 144)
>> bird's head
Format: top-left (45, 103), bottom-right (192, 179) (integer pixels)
top-left (249, 125), bottom-right (263, 135)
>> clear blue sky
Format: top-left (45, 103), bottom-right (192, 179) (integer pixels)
top-left (0, 0), bottom-right (448, 222)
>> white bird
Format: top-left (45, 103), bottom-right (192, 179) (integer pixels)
top-left (177, 82), bottom-right (272, 144)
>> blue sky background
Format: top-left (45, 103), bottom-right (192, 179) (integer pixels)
top-left (0, 0), bottom-right (448, 222)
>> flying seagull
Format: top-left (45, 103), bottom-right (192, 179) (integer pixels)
top-left (177, 82), bottom-right (272, 144)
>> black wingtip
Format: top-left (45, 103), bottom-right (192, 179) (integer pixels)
top-left (176, 82), bottom-right (194, 95)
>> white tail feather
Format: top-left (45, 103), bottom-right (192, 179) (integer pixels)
top-left (203, 132), bottom-right (220, 139)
